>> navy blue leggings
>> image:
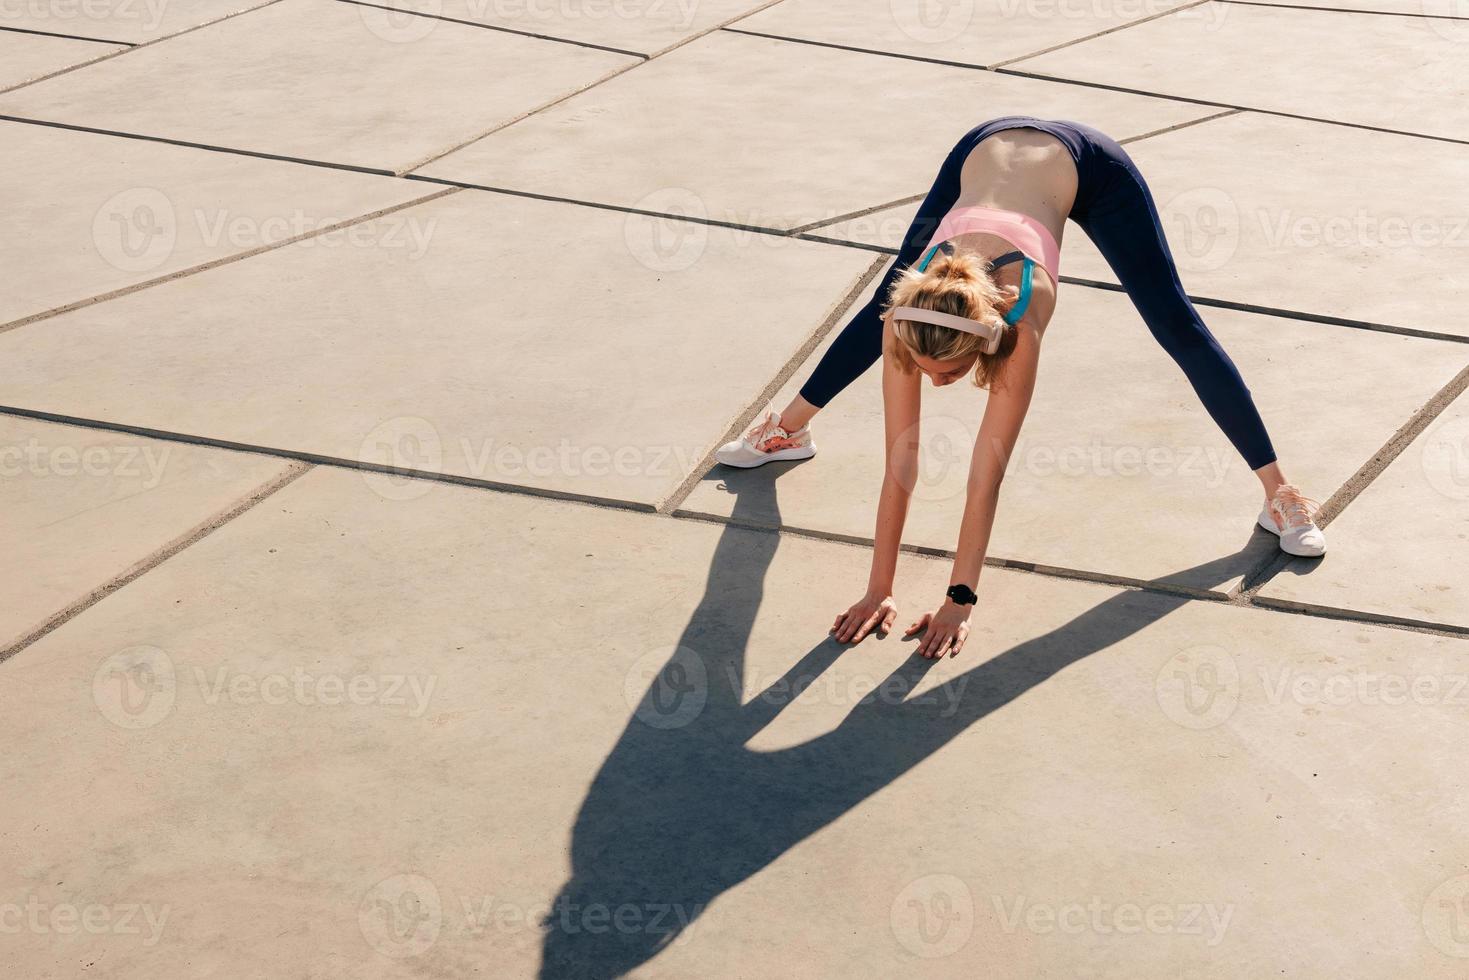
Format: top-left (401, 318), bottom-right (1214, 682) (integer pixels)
top-left (798, 115), bottom-right (1277, 471)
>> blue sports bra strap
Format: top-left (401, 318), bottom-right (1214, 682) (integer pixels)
top-left (987, 250), bottom-right (1025, 269)
top-left (1003, 257), bottom-right (1034, 325)
top-left (916, 240), bottom-right (944, 272)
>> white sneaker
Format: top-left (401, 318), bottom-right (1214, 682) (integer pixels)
top-left (714, 410), bottom-right (816, 468)
top-left (1257, 483), bottom-right (1327, 557)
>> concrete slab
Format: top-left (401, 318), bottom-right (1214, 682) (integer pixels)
top-left (0, 121), bottom-right (438, 326)
top-left (0, 0), bottom-right (637, 172)
top-left (681, 277), bottom-right (1467, 594)
top-left (0, 189), bottom-right (874, 506)
top-left (0, 0), bottom-right (275, 44)
top-left (418, 30), bottom-right (1212, 230)
top-left (2, 466), bottom-right (1466, 977)
top-left (388, 0), bottom-right (773, 55)
top-left (735, 0), bottom-right (1198, 66)
top-left (1257, 388), bottom-right (1469, 629)
top-left (808, 112), bottom-right (1469, 338)
top-left (0, 415), bottom-right (295, 649)
top-left (0, 29), bottom-right (120, 89)
top-left (1013, 3), bottom-right (1469, 142)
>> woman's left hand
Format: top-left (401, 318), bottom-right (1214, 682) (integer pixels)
top-left (904, 600), bottom-right (972, 659)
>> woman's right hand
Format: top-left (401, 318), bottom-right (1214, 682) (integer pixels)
top-left (832, 592), bottom-right (898, 644)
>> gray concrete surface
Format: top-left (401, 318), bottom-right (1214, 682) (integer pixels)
top-left (3, 468), bottom-right (1467, 978)
top-left (682, 276), bottom-right (1467, 594)
top-left (0, 415), bottom-right (295, 649)
top-left (0, 0), bottom-right (637, 171)
top-left (1258, 389), bottom-right (1469, 628)
top-left (2, 0), bottom-right (1467, 976)
top-left (736, 0), bottom-right (1197, 65)
top-left (393, 0), bottom-right (776, 55)
top-left (0, 29), bottom-right (120, 89)
top-left (419, 30), bottom-right (1209, 228)
top-left (806, 111), bottom-right (1469, 338)
top-left (1015, 3), bottom-right (1469, 141)
top-left (0, 190), bottom-right (872, 505)
top-left (0, 120), bottom-right (430, 325)
top-left (0, 0), bottom-right (275, 43)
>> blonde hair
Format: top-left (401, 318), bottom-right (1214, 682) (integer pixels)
top-left (882, 248), bottom-right (1019, 389)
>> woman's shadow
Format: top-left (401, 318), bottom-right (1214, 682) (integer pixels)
top-left (539, 468), bottom-right (1255, 978)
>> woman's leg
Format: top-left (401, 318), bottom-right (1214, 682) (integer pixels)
top-left (1072, 140), bottom-right (1285, 495)
top-left (779, 128), bottom-right (988, 430)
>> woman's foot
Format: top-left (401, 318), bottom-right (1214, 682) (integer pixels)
top-left (1257, 483), bottom-right (1327, 557)
top-left (714, 410), bottom-right (815, 468)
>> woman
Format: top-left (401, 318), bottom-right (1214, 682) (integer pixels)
top-left (714, 115), bottom-right (1326, 658)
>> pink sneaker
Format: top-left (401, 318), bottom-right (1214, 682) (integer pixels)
top-left (714, 410), bottom-right (816, 468)
top-left (1257, 483), bottom-right (1327, 557)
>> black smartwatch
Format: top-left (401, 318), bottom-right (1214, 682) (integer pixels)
top-left (946, 583), bottom-right (978, 606)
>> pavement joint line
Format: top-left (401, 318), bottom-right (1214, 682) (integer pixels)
top-left (1218, 0), bottom-right (1469, 20)
top-left (0, 460), bottom-right (314, 665)
top-left (334, 0), bottom-right (649, 58)
top-left (1116, 107), bottom-right (1242, 145)
top-left (990, 66), bottom-right (1469, 148)
top-left (0, 404), bottom-right (662, 516)
top-left (787, 194), bottom-right (926, 236)
top-left (724, 27), bottom-right (1469, 148)
top-left (654, 253), bottom-right (892, 515)
top-left (1233, 360), bottom-right (1469, 598)
top-left (672, 505), bottom-right (1236, 601)
top-left (988, 0), bottom-right (1213, 69)
top-left (784, 108), bottom-right (1237, 236)
top-left (0, 113), bottom-right (399, 175)
top-left (0, 186), bottom-right (464, 337)
top-left (0, 0), bottom-right (289, 96)
top-left (1246, 595), bottom-right (1469, 640)
top-left (400, 0), bottom-right (789, 176)
top-left (0, 24), bottom-right (134, 45)
top-left (3, 403), bottom-right (1454, 642)
top-left (395, 58), bottom-right (647, 175)
top-left (1, 110), bottom-right (1460, 347)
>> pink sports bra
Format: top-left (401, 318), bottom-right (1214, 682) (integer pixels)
top-left (924, 205), bottom-right (1061, 284)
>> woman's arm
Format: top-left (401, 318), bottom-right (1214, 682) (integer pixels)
top-left (910, 320), bottom-right (1044, 658)
top-left (832, 320), bottom-right (921, 643)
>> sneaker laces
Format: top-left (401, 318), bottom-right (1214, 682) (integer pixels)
top-left (1271, 484), bottom-right (1321, 529)
top-left (743, 411), bottom-right (785, 446)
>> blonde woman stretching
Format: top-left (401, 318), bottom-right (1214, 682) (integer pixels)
top-left (714, 115), bottom-right (1326, 658)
